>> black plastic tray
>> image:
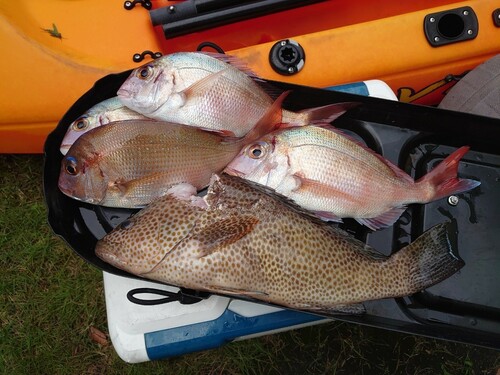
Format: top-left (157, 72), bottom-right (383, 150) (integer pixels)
top-left (43, 71), bottom-right (500, 350)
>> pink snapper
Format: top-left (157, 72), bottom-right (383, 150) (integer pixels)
top-left (117, 52), bottom-right (355, 137)
top-left (225, 125), bottom-right (481, 230)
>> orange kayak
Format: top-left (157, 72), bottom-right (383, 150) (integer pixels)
top-left (1, 0), bottom-right (499, 153)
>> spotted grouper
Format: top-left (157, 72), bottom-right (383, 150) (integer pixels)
top-left (95, 174), bottom-right (464, 313)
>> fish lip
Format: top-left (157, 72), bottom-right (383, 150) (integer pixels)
top-left (95, 242), bottom-right (125, 267)
top-left (116, 87), bottom-right (131, 99)
top-left (96, 240), bottom-right (162, 275)
top-left (59, 144), bottom-right (71, 155)
top-left (57, 183), bottom-right (100, 204)
top-left (224, 165), bottom-right (244, 177)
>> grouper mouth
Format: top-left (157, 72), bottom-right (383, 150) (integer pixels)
top-left (95, 240), bottom-right (126, 269)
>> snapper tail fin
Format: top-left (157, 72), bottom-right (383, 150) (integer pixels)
top-left (392, 222), bottom-right (464, 294)
top-left (416, 146), bottom-right (481, 202)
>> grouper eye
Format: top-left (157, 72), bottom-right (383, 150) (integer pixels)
top-left (137, 65), bottom-right (153, 80)
top-left (64, 156), bottom-right (78, 175)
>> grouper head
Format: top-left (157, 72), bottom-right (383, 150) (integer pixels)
top-left (95, 186), bottom-right (203, 275)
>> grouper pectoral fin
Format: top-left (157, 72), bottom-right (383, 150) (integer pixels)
top-left (193, 214), bottom-right (260, 258)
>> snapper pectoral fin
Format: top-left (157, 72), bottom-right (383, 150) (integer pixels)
top-left (314, 211), bottom-right (343, 223)
top-left (193, 215), bottom-right (260, 258)
top-left (241, 90), bottom-right (289, 144)
top-left (292, 173), bottom-right (363, 204)
top-left (356, 206), bottom-right (407, 231)
top-left (179, 69), bottom-right (228, 106)
top-left (110, 173), bottom-right (175, 207)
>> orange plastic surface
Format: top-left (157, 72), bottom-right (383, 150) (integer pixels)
top-left (226, 0), bottom-right (500, 104)
top-left (1, 0), bottom-right (499, 153)
top-left (152, 0), bottom-right (462, 53)
top-left (0, 1), bottom-right (162, 153)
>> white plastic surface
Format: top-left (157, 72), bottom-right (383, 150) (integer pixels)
top-left (103, 272), bottom-right (230, 363)
top-left (364, 80), bottom-right (398, 101)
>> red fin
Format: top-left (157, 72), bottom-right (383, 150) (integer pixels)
top-left (199, 51), bottom-right (261, 79)
top-left (313, 211), bottom-right (343, 223)
top-left (416, 146), bottom-right (481, 201)
top-left (299, 102), bottom-right (360, 124)
top-left (241, 91), bottom-right (289, 144)
top-left (356, 206), bottom-right (407, 231)
top-left (197, 127), bottom-right (236, 138)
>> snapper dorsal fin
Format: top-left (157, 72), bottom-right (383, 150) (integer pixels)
top-left (199, 51), bottom-right (285, 99)
top-left (199, 51), bottom-right (261, 79)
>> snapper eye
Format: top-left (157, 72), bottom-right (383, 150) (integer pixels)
top-left (137, 65), bottom-right (153, 80)
top-left (248, 143), bottom-right (266, 159)
top-left (73, 117), bottom-right (88, 131)
top-left (64, 156), bottom-right (78, 175)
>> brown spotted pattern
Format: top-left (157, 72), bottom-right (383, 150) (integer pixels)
top-left (96, 174), bottom-right (463, 311)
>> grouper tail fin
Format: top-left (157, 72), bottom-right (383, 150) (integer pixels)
top-left (393, 221), bottom-right (464, 294)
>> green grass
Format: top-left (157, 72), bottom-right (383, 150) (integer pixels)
top-left (1, 154), bottom-right (499, 374)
